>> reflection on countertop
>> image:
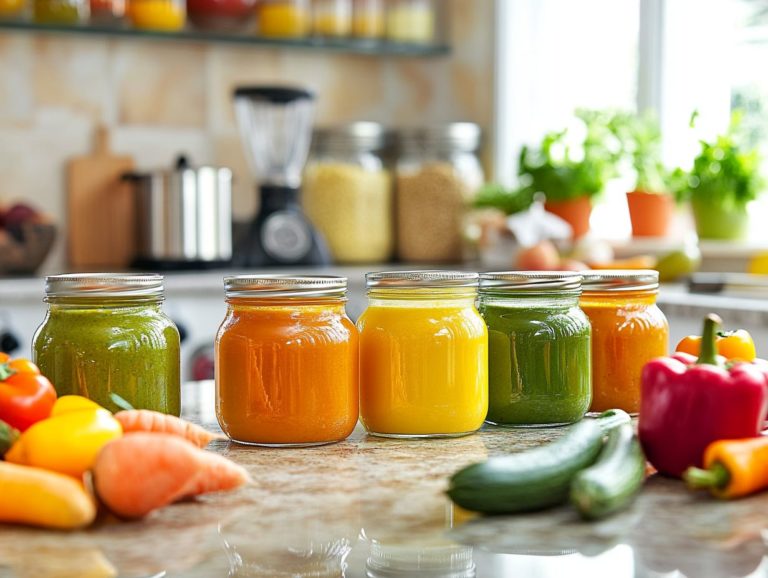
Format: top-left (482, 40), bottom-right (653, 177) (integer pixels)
top-left (0, 381), bottom-right (766, 578)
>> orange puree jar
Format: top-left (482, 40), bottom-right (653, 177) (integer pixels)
top-left (580, 270), bottom-right (668, 414)
top-left (215, 275), bottom-right (359, 446)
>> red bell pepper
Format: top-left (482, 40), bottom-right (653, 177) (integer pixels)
top-left (0, 353), bottom-right (57, 432)
top-left (639, 314), bottom-right (768, 478)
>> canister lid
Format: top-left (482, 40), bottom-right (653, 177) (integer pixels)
top-left (45, 273), bottom-right (164, 298)
top-left (479, 271), bottom-right (582, 292)
top-left (366, 270), bottom-right (479, 289)
top-left (224, 275), bottom-right (347, 298)
top-left (313, 122), bottom-right (387, 151)
top-left (580, 269), bottom-right (659, 292)
top-left (397, 123), bottom-right (482, 151)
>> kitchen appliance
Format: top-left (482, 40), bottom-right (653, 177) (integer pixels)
top-left (124, 156), bottom-right (233, 269)
top-left (233, 86), bottom-right (330, 267)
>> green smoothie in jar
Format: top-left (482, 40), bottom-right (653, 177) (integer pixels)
top-left (478, 271), bottom-right (591, 426)
top-left (33, 274), bottom-right (181, 415)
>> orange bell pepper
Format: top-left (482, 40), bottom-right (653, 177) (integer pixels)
top-left (684, 437), bottom-right (768, 499)
top-left (675, 329), bottom-right (756, 362)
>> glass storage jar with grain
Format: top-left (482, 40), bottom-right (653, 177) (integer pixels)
top-left (32, 274), bottom-right (181, 415)
top-left (33, 0), bottom-right (87, 24)
top-left (128, 0), bottom-right (185, 30)
top-left (580, 270), bottom-right (668, 414)
top-left (311, 0), bottom-right (350, 37)
top-left (386, 0), bottom-right (434, 43)
top-left (395, 123), bottom-right (483, 263)
top-left (258, 0), bottom-right (309, 37)
top-left (303, 122), bottom-right (392, 264)
top-left (352, 0), bottom-right (383, 39)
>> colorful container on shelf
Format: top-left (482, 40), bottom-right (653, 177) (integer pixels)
top-left (32, 273), bottom-right (181, 415)
top-left (257, 0), bottom-right (310, 37)
top-left (580, 270), bottom-right (668, 414)
top-left (187, 0), bottom-right (254, 30)
top-left (357, 271), bottom-right (488, 438)
top-left (215, 275), bottom-right (359, 446)
top-left (0, 0), bottom-right (27, 20)
top-left (352, 0), bottom-right (382, 38)
top-left (127, 0), bottom-right (185, 30)
top-left (478, 271), bottom-right (592, 427)
top-left (311, 0), bottom-right (351, 37)
top-left (33, 0), bottom-right (88, 24)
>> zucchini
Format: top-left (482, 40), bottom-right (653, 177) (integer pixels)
top-left (447, 409), bottom-right (630, 514)
top-left (570, 422), bottom-right (645, 520)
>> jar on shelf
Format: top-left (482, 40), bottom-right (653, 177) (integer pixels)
top-left (386, 0), bottom-right (435, 44)
top-left (32, 274), bottom-right (181, 415)
top-left (0, 0), bottom-right (27, 21)
top-left (127, 0), bottom-right (185, 30)
top-left (257, 0), bottom-right (309, 37)
top-left (33, 0), bottom-right (87, 24)
top-left (303, 122), bottom-right (392, 264)
top-left (89, 0), bottom-right (124, 25)
top-left (187, 0), bottom-right (254, 30)
top-left (395, 123), bottom-right (483, 263)
top-left (311, 0), bottom-right (350, 37)
top-left (351, 0), bottom-right (382, 39)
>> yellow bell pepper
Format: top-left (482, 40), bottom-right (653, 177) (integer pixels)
top-left (5, 395), bottom-right (122, 478)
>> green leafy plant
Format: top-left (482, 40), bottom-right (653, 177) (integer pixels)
top-left (610, 111), bottom-right (671, 193)
top-left (473, 183), bottom-right (534, 215)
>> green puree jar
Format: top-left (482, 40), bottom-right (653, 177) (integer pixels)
top-left (478, 271), bottom-right (591, 427)
top-left (32, 273), bottom-right (181, 415)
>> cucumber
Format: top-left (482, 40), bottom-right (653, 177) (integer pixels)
top-left (570, 422), bottom-right (645, 520)
top-left (447, 409), bottom-right (631, 514)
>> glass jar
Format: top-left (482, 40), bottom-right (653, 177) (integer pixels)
top-left (33, 0), bottom-right (87, 24)
top-left (386, 0), bottom-right (434, 44)
top-left (32, 274), bottom-right (181, 415)
top-left (0, 0), bottom-right (27, 20)
top-left (395, 124), bottom-right (483, 263)
top-left (358, 271), bottom-right (488, 438)
top-left (478, 272), bottom-right (591, 427)
top-left (89, 0), bottom-right (124, 25)
top-left (258, 0), bottom-right (309, 37)
top-left (303, 122), bottom-right (392, 264)
top-left (215, 275), bottom-right (358, 446)
top-left (187, 0), bottom-right (254, 30)
top-left (580, 270), bottom-right (668, 414)
top-left (352, 0), bottom-right (382, 39)
top-left (127, 0), bottom-right (185, 30)
top-left (312, 0), bottom-right (350, 37)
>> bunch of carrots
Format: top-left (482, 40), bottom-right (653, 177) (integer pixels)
top-left (0, 356), bottom-right (249, 530)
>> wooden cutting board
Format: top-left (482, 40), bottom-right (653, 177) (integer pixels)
top-left (67, 127), bottom-right (136, 269)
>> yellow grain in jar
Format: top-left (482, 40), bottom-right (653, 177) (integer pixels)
top-left (352, 0), bottom-right (383, 38)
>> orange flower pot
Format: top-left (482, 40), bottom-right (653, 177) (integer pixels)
top-left (544, 196), bottom-right (593, 239)
top-left (626, 191), bottom-right (674, 237)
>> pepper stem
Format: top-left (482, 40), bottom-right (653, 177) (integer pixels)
top-left (0, 363), bottom-right (15, 381)
top-left (683, 462), bottom-right (731, 490)
top-left (697, 313), bottom-right (723, 366)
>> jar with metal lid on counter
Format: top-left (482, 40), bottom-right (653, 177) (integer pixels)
top-left (358, 271), bottom-right (488, 438)
top-left (32, 274), bottom-right (181, 415)
top-left (302, 122), bottom-right (392, 264)
top-left (215, 275), bottom-right (359, 446)
top-left (478, 271), bottom-right (591, 427)
top-left (580, 270), bottom-right (668, 414)
top-left (395, 123), bottom-right (483, 263)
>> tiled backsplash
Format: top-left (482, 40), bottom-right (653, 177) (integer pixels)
top-left (0, 0), bottom-right (494, 272)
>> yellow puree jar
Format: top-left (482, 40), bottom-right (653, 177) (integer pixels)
top-left (358, 271), bottom-right (488, 438)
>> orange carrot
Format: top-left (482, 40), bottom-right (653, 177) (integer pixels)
top-left (92, 432), bottom-right (250, 519)
top-left (114, 410), bottom-right (225, 448)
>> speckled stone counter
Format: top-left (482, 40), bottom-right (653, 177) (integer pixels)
top-left (1, 382), bottom-right (766, 578)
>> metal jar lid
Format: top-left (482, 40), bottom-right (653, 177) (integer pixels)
top-left (397, 123), bottom-right (482, 152)
top-left (313, 122), bottom-right (387, 152)
top-left (366, 270), bottom-right (479, 289)
top-left (580, 270), bottom-right (659, 292)
top-left (224, 275), bottom-right (347, 298)
top-left (479, 271), bottom-right (582, 292)
top-left (45, 273), bottom-right (164, 298)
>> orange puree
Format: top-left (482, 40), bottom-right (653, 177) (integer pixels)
top-left (580, 290), bottom-right (668, 413)
top-left (215, 298), bottom-right (358, 445)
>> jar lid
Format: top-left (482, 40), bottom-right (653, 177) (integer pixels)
top-left (313, 122), bottom-right (387, 151)
top-left (398, 123), bottom-right (481, 151)
top-left (45, 273), bottom-right (164, 298)
top-left (580, 269), bottom-right (659, 292)
top-left (479, 271), bottom-right (582, 292)
top-left (366, 270), bottom-right (479, 289)
top-left (224, 275), bottom-right (347, 298)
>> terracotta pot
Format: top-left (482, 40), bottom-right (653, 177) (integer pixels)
top-left (544, 196), bottom-right (592, 239)
top-left (691, 198), bottom-right (748, 241)
top-left (626, 191), bottom-right (674, 237)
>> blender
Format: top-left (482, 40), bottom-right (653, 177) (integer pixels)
top-left (233, 86), bottom-right (330, 267)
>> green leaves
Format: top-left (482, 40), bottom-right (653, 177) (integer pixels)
top-left (474, 183), bottom-right (534, 215)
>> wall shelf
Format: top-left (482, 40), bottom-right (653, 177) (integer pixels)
top-left (0, 20), bottom-right (450, 56)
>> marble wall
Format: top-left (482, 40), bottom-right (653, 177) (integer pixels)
top-left (0, 0), bottom-right (494, 271)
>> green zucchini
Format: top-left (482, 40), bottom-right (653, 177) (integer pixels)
top-left (447, 409), bottom-right (631, 514)
top-left (570, 422), bottom-right (645, 520)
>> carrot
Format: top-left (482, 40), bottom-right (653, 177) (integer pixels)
top-left (92, 432), bottom-right (250, 519)
top-left (114, 410), bottom-right (225, 448)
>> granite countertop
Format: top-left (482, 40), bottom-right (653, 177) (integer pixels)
top-left (1, 382), bottom-right (766, 578)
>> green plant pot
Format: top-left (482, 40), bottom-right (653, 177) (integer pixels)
top-left (691, 200), bottom-right (748, 241)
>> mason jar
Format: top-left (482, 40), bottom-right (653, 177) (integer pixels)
top-left (32, 274), bottom-right (181, 415)
top-left (478, 272), bottom-right (591, 427)
top-left (312, 0), bottom-right (351, 37)
top-left (303, 122), bottom-right (392, 264)
top-left (395, 124), bottom-right (483, 263)
top-left (386, 0), bottom-right (434, 43)
top-left (215, 275), bottom-right (359, 446)
top-left (127, 0), bottom-right (185, 30)
top-left (258, 0), bottom-right (310, 37)
top-left (352, 0), bottom-right (383, 38)
top-left (580, 270), bottom-right (668, 414)
top-left (33, 0), bottom-right (87, 23)
top-left (358, 271), bottom-right (488, 438)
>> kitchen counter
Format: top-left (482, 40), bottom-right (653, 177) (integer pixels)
top-left (1, 382), bottom-right (766, 578)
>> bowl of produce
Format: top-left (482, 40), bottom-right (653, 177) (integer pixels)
top-left (0, 202), bottom-right (57, 276)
